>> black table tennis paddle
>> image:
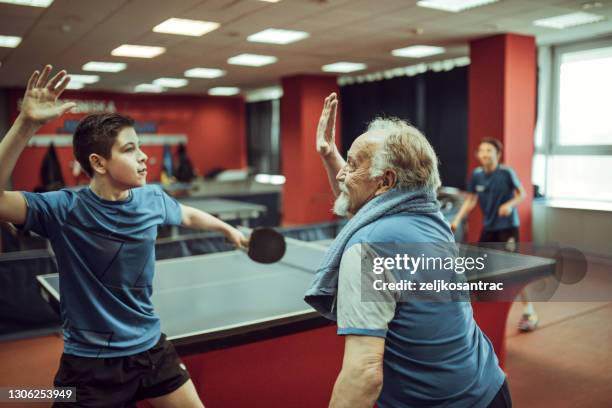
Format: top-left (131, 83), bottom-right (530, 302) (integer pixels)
top-left (245, 227), bottom-right (286, 264)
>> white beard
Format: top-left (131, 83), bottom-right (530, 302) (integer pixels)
top-left (333, 184), bottom-right (351, 216)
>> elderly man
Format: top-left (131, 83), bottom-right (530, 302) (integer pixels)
top-left (305, 93), bottom-right (512, 408)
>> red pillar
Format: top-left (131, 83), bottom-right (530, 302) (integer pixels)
top-left (280, 75), bottom-right (341, 225)
top-left (467, 34), bottom-right (536, 242)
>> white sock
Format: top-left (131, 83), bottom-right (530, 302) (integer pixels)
top-left (523, 303), bottom-right (535, 315)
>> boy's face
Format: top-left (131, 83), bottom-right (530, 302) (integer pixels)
top-left (105, 127), bottom-right (148, 188)
top-left (477, 142), bottom-right (500, 167)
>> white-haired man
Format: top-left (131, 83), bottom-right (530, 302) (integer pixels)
top-left (305, 93), bottom-right (512, 408)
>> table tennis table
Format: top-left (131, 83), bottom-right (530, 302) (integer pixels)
top-left (37, 239), bottom-right (555, 408)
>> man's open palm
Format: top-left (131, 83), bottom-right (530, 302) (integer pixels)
top-left (316, 93), bottom-right (338, 156)
top-left (21, 65), bottom-right (76, 125)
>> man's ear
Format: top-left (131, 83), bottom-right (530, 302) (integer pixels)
top-left (89, 153), bottom-right (107, 175)
top-left (375, 169), bottom-right (397, 195)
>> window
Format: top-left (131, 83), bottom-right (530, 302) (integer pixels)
top-left (557, 46), bottom-right (612, 146)
top-left (534, 39), bottom-right (612, 203)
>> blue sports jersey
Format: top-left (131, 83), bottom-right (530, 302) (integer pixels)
top-left (338, 212), bottom-right (505, 408)
top-left (21, 184), bottom-right (182, 357)
top-left (467, 165), bottom-right (521, 231)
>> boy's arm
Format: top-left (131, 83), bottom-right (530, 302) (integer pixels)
top-left (180, 204), bottom-right (249, 249)
top-left (0, 65), bottom-right (75, 224)
top-left (499, 185), bottom-right (526, 217)
top-left (451, 193), bottom-right (478, 232)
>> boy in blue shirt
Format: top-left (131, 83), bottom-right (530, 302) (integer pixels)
top-left (0, 65), bottom-right (247, 407)
top-left (451, 138), bottom-right (537, 332)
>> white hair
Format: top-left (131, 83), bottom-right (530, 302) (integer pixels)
top-left (367, 117), bottom-right (441, 190)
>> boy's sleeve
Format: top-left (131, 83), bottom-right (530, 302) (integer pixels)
top-left (507, 167), bottom-right (523, 190)
top-left (155, 186), bottom-right (182, 226)
top-left (337, 244), bottom-right (397, 338)
top-left (19, 190), bottom-right (71, 239)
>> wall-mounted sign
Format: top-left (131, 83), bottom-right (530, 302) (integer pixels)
top-left (17, 98), bottom-right (117, 114)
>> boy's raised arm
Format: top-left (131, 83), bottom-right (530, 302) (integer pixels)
top-left (0, 65), bottom-right (76, 224)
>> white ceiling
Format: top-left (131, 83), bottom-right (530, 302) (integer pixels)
top-left (1, 0), bottom-right (612, 94)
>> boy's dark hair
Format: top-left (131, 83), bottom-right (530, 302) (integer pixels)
top-left (73, 113), bottom-right (135, 176)
top-left (479, 137), bottom-right (503, 155)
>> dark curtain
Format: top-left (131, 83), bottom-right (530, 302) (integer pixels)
top-left (340, 76), bottom-right (420, 154)
top-left (424, 67), bottom-right (468, 189)
top-left (339, 66), bottom-right (469, 189)
top-left (246, 100), bottom-right (280, 174)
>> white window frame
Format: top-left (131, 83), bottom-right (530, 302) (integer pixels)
top-left (549, 37), bottom-right (612, 156)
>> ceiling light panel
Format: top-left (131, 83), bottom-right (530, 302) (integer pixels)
top-left (153, 18), bottom-right (220, 36)
top-left (392, 45), bottom-right (445, 58)
top-left (68, 74), bottom-right (100, 84)
top-left (416, 0), bottom-right (499, 13)
top-left (82, 61), bottom-right (127, 72)
top-left (227, 54), bottom-right (278, 67)
top-left (0, 0), bottom-right (53, 7)
top-left (152, 77), bottom-right (188, 88)
top-left (247, 28), bottom-right (309, 45)
top-left (208, 87), bottom-right (240, 96)
top-left (184, 68), bottom-right (226, 78)
top-left (135, 84), bottom-right (165, 93)
top-left (0, 35), bottom-right (22, 48)
top-left (111, 44), bottom-right (166, 58)
top-left (321, 62), bottom-right (367, 73)
top-left (533, 12), bottom-right (605, 29)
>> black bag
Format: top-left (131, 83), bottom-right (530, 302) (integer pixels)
top-left (174, 143), bottom-right (195, 182)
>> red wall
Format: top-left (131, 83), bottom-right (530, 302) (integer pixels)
top-left (281, 75), bottom-right (341, 225)
top-left (7, 90), bottom-right (246, 191)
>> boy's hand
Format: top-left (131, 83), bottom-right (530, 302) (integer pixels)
top-left (19, 65), bottom-right (76, 126)
top-left (225, 226), bottom-right (249, 249)
top-left (316, 92), bottom-right (338, 157)
top-left (498, 203), bottom-right (512, 217)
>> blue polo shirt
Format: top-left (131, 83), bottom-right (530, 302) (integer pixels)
top-left (337, 212), bottom-right (505, 408)
top-left (467, 165), bottom-right (521, 231)
top-left (20, 184), bottom-right (182, 358)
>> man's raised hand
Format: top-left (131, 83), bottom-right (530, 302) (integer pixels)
top-left (20, 65), bottom-right (76, 126)
top-left (316, 92), bottom-right (338, 157)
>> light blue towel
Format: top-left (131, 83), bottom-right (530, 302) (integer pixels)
top-left (304, 186), bottom-right (440, 320)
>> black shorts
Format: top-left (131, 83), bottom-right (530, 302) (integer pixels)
top-left (487, 379), bottom-right (513, 408)
top-left (52, 333), bottom-right (190, 408)
top-left (479, 227), bottom-right (519, 244)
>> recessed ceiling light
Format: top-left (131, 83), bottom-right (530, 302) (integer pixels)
top-left (68, 74), bottom-right (100, 84)
top-left (66, 82), bottom-right (84, 90)
top-left (82, 61), bottom-right (127, 72)
top-left (416, 0), bottom-right (499, 13)
top-left (0, 0), bottom-right (53, 7)
top-left (184, 67), bottom-right (226, 78)
top-left (533, 12), bottom-right (605, 29)
top-left (321, 62), bottom-right (367, 73)
top-left (152, 78), bottom-right (188, 88)
top-left (582, 1), bottom-right (603, 10)
top-left (111, 44), bottom-right (166, 58)
top-left (0, 35), bottom-right (21, 48)
top-left (135, 84), bottom-right (165, 93)
top-left (227, 53), bottom-right (277, 67)
top-left (208, 87), bottom-right (240, 96)
top-left (392, 45), bottom-right (445, 58)
top-left (247, 28), bottom-right (309, 45)
top-left (153, 18), bottom-right (220, 37)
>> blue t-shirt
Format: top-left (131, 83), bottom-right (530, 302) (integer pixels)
top-left (337, 212), bottom-right (505, 408)
top-left (21, 185), bottom-right (182, 358)
top-left (467, 165), bottom-right (521, 231)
